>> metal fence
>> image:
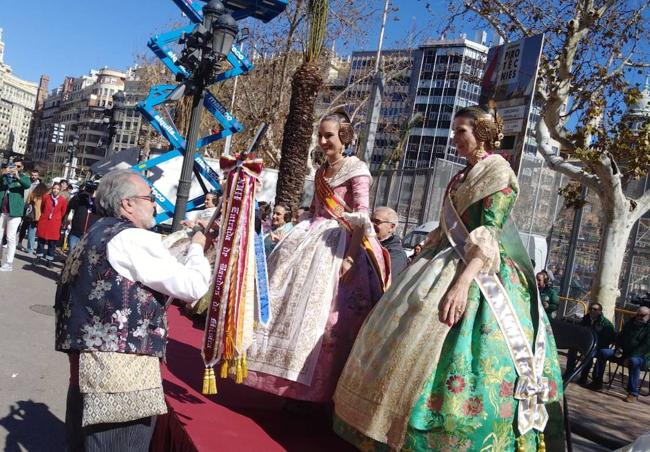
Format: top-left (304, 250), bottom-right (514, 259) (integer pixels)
top-left (370, 159), bottom-right (464, 236)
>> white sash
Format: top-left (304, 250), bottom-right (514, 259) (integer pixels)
top-left (442, 193), bottom-right (549, 435)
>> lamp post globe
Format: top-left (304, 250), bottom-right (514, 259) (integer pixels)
top-left (203, 0), bottom-right (226, 23)
top-left (211, 13), bottom-right (238, 58)
top-left (203, 0), bottom-right (238, 58)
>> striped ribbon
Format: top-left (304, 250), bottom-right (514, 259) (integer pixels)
top-left (201, 155), bottom-right (263, 394)
top-left (314, 170), bottom-right (390, 292)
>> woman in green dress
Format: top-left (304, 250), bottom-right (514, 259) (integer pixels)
top-left (333, 107), bottom-right (564, 451)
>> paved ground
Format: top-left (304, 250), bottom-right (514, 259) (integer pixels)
top-left (566, 370), bottom-right (650, 450)
top-left (0, 246), bottom-right (645, 451)
top-left (0, 249), bottom-right (68, 451)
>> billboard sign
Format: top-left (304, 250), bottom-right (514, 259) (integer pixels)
top-left (479, 34), bottom-right (544, 173)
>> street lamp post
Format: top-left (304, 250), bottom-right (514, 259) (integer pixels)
top-left (102, 106), bottom-right (118, 155)
top-left (66, 134), bottom-right (79, 180)
top-left (358, 0), bottom-right (390, 165)
top-left (171, 0), bottom-right (239, 232)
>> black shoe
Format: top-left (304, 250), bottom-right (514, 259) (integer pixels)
top-left (577, 377), bottom-right (589, 386)
top-left (46, 260), bottom-right (52, 268)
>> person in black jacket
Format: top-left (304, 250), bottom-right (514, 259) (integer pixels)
top-left (371, 206), bottom-right (408, 278)
top-left (565, 302), bottom-right (615, 384)
top-left (64, 182), bottom-right (99, 252)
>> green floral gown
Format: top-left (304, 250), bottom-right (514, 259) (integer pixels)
top-left (334, 184), bottom-right (564, 451)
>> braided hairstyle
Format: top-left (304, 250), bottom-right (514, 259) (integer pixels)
top-left (454, 106), bottom-right (504, 151)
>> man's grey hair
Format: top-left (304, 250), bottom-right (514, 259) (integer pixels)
top-left (373, 206), bottom-right (399, 225)
top-left (95, 169), bottom-right (141, 217)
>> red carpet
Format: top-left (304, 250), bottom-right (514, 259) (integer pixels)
top-left (151, 304), bottom-right (355, 452)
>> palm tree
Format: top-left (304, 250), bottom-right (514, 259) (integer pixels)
top-left (275, 0), bottom-right (329, 208)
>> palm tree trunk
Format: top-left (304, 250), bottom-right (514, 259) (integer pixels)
top-left (275, 62), bottom-right (322, 207)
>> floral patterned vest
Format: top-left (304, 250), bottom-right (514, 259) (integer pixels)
top-left (55, 217), bottom-right (168, 358)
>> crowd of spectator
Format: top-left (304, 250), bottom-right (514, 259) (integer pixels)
top-left (584, 305), bottom-right (650, 402)
top-left (563, 301), bottom-right (650, 402)
top-left (0, 160), bottom-right (101, 270)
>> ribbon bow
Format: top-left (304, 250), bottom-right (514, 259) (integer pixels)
top-left (220, 155), bottom-right (263, 178)
top-left (514, 375), bottom-right (550, 435)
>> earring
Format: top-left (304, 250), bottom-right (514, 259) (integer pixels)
top-left (473, 145), bottom-right (487, 159)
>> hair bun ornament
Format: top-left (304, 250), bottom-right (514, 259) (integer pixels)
top-left (474, 116), bottom-right (495, 144)
top-left (325, 107), bottom-right (354, 147)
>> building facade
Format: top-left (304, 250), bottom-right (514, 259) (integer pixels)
top-left (347, 49), bottom-right (414, 171)
top-left (367, 36), bottom-right (488, 232)
top-left (30, 68), bottom-right (130, 176)
top-left (0, 28), bottom-right (38, 158)
top-left (109, 78), bottom-right (147, 155)
top-left (403, 37), bottom-right (488, 168)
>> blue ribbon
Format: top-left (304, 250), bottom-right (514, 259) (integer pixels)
top-left (254, 231), bottom-right (271, 325)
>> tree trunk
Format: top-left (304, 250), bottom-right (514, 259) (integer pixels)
top-left (275, 62), bottom-right (322, 208)
top-left (591, 201), bottom-right (635, 320)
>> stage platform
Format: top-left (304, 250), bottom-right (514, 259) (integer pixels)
top-left (151, 305), bottom-right (355, 452)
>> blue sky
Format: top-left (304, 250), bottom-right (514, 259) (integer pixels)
top-left (0, 0), bottom-right (445, 89)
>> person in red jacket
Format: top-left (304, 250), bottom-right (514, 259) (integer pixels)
top-left (36, 182), bottom-right (68, 267)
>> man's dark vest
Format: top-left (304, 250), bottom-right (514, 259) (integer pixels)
top-left (54, 217), bottom-right (168, 357)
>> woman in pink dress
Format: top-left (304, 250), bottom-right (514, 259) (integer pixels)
top-left (245, 111), bottom-right (390, 403)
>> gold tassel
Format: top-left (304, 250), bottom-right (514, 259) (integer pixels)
top-left (202, 367), bottom-right (217, 395)
top-left (220, 360), bottom-right (229, 378)
top-left (235, 358), bottom-right (243, 384)
top-left (517, 436), bottom-right (526, 452)
top-left (242, 354), bottom-right (248, 379)
top-left (209, 368), bottom-right (218, 394)
top-left (537, 433), bottom-right (546, 452)
top-left (202, 367), bottom-right (210, 394)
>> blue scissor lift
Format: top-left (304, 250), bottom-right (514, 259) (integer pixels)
top-left (135, 0), bottom-right (286, 224)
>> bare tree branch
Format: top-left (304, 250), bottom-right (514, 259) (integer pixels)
top-left (462, 2), bottom-right (508, 40)
top-left (536, 118), bottom-right (601, 192)
top-left (625, 61), bottom-right (650, 68)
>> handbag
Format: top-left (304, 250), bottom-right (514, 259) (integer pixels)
top-left (79, 352), bottom-right (167, 427)
top-left (23, 202), bottom-right (35, 222)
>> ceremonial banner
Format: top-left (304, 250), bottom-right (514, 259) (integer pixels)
top-left (201, 154), bottom-right (264, 394)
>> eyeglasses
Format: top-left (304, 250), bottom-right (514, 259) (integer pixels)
top-left (371, 218), bottom-right (394, 226)
top-left (590, 307), bottom-right (601, 311)
top-left (129, 194), bottom-right (156, 203)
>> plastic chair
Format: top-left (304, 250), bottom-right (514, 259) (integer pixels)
top-left (550, 318), bottom-right (597, 452)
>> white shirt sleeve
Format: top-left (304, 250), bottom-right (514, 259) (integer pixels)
top-left (107, 228), bottom-right (211, 302)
